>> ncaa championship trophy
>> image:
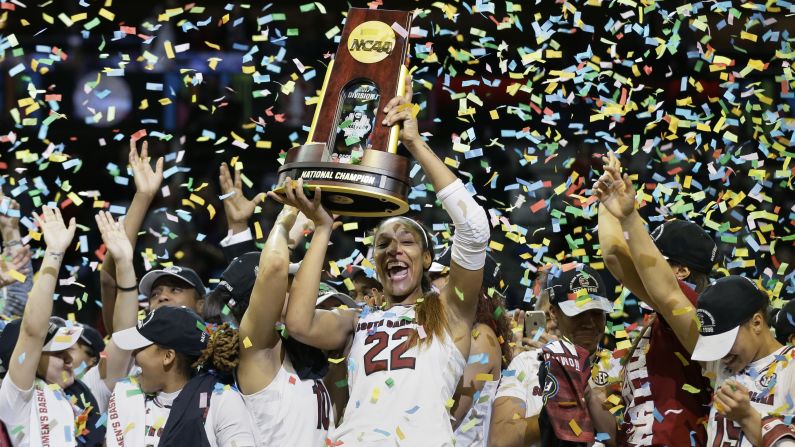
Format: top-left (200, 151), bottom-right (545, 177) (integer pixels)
top-left (273, 8), bottom-right (413, 217)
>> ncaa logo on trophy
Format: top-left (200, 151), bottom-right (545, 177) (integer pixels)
top-left (273, 8), bottom-right (413, 216)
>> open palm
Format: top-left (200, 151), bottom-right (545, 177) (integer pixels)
top-left (219, 162), bottom-right (263, 227)
top-left (96, 211), bottom-right (133, 263)
top-left (130, 139), bottom-right (164, 197)
top-left (35, 206), bottom-right (76, 253)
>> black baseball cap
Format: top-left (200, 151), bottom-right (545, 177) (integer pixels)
top-left (773, 300), bottom-right (795, 345)
top-left (139, 265), bottom-right (207, 298)
top-left (430, 247), bottom-right (503, 290)
top-left (650, 219), bottom-right (722, 274)
top-left (0, 317), bottom-right (83, 375)
top-left (77, 324), bottom-right (105, 358)
top-left (218, 252), bottom-right (259, 303)
top-left (316, 282), bottom-right (358, 308)
top-left (113, 306), bottom-right (208, 356)
top-left (216, 251), bottom-right (302, 302)
top-left (546, 264), bottom-right (613, 317)
top-left (692, 276), bottom-right (768, 361)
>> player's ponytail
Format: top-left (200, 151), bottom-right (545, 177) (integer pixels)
top-left (193, 323), bottom-right (240, 374)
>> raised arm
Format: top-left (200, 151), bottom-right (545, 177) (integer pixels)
top-left (382, 78), bottom-right (489, 327)
top-left (594, 155), bottom-right (698, 353)
top-left (276, 180), bottom-right (356, 352)
top-left (8, 207), bottom-right (75, 391)
top-left (101, 139), bottom-right (163, 332)
top-left (597, 201), bottom-right (655, 310)
top-left (95, 211), bottom-right (138, 389)
top-left (237, 205), bottom-right (296, 394)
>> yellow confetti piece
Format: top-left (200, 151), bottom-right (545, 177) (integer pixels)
top-left (569, 419), bottom-right (583, 436)
top-left (370, 387), bottom-right (380, 404)
top-left (242, 337), bottom-right (252, 349)
top-left (396, 426), bottom-right (405, 440)
top-left (489, 241), bottom-right (504, 252)
top-left (682, 383), bottom-right (700, 394)
top-left (164, 41), bottom-right (175, 59)
top-left (205, 41), bottom-right (221, 51)
top-left (67, 192), bottom-right (84, 206)
top-left (445, 398), bottom-right (455, 409)
top-left (342, 222), bottom-right (358, 231)
top-left (328, 357), bottom-right (346, 364)
top-left (615, 340), bottom-right (633, 350)
top-left (254, 221), bottom-right (263, 240)
top-left (98, 8), bottom-right (115, 21)
top-left (189, 194), bottom-right (205, 205)
top-left (6, 269), bottom-right (25, 283)
top-left (475, 373), bottom-right (494, 382)
top-left (674, 351), bottom-right (690, 366)
top-left (672, 306), bottom-right (693, 316)
top-left (329, 261), bottom-right (341, 278)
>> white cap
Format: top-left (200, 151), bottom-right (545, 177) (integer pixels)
top-left (43, 325), bottom-right (83, 353)
top-left (557, 295), bottom-right (614, 317)
top-left (691, 325), bottom-right (739, 362)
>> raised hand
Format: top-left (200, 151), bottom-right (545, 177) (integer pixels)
top-left (382, 76), bottom-right (420, 146)
top-left (268, 177), bottom-right (333, 229)
top-left (594, 152), bottom-right (636, 221)
top-left (96, 211), bottom-right (133, 264)
top-left (275, 204), bottom-right (299, 232)
top-left (130, 138), bottom-right (164, 198)
top-left (0, 245), bottom-right (31, 287)
top-left (219, 161), bottom-right (264, 232)
top-left (34, 206), bottom-right (76, 254)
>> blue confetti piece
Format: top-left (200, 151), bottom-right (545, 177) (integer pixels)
top-left (405, 405), bottom-right (420, 414)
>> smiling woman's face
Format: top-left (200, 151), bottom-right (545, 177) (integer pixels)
top-left (37, 349), bottom-right (74, 388)
top-left (373, 218), bottom-right (432, 303)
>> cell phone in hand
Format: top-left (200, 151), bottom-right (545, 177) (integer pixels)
top-left (524, 311), bottom-right (546, 338)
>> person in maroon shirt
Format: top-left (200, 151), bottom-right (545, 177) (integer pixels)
top-left (596, 152), bottom-right (722, 447)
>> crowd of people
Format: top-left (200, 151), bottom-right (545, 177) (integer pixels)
top-left (0, 83), bottom-right (792, 447)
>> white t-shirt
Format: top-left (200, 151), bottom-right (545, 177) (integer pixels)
top-left (494, 348), bottom-right (544, 419)
top-left (111, 379), bottom-right (256, 447)
top-left (0, 377), bottom-right (77, 447)
top-left (240, 355), bottom-right (334, 446)
top-left (703, 345), bottom-right (795, 447)
top-left (330, 305), bottom-right (466, 446)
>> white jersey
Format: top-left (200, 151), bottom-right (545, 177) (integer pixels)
top-left (329, 304), bottom-right (465, 446)
top-left (241, 355), bottom-right (334, 446)
top-left (703, 345), bottom-right (795, 447)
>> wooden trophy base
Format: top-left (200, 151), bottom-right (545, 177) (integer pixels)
top-left (275, 143), bottom-right (410, 217)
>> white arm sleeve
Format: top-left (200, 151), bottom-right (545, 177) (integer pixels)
top-left (437, 179), bottom-right (490, 271)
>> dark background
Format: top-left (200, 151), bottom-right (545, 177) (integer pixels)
top-left (0, 1), bottom-right (792, 333)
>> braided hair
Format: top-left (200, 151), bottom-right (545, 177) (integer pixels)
top-left (192, 323), bottom-right (240, 374)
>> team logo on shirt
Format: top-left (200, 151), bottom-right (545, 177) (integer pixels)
top-left (757, 372), bottom-right (776, 388)
top-left (696, 309), bottom-right (716, 334)
top-left (541, 364), bottom-right (559, 404)
top-left (592, 371), bottom-right (610, 386)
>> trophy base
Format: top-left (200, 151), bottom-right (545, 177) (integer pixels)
top-left (275, 144), bottom-right (410, 217)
